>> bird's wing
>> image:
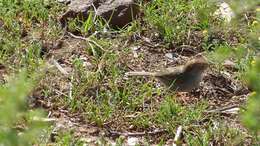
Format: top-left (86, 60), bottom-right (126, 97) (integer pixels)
top-left (154, 66), bottom-right (184, 77)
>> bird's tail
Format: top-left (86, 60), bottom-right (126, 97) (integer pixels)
top-left (125, 71), bottom-right (155, 76)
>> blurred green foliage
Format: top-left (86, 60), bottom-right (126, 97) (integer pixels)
top-left (242, 58), bottom-right (260, 132)
top-left (0, 71), bottom-right (47, 146)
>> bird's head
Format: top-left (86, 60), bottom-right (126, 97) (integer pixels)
top-left (184, 56), bottom-right (208, 75)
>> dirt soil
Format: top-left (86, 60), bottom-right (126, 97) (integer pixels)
top-left (29, 28), bottom-right (251, 145)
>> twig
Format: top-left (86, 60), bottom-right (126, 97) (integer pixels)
top-left (51, 59), bottom-right (69, 76)
top-left (68, 75), bottom-right (73, 100)
top-left (91, 3), bottom-right (97, 21)
top-left (123, 113), bottom-right (140, 118)
top-left (49, 59), bottom-right (73, 100)
top-left (108, 129), bottom-right (166, 137)
top-left (96, 51), bottom-right (109, 73)
top-left (173, 126), bottom-right (182, 146)
top-left (53, 88), bottom-right (68, 97)
top-left (175, 45), bottom-right (197, 53)
top-left (67, 31), bottom-right (105, 51)
top-left (204, 105), bottom-right (240, 114)
top-left (32, 117), bottom-right (57, 123)
top-left (141, 38), bottom-right (165, 49)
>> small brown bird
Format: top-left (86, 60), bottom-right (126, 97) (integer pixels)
top-left (126, 56), bottom-right (208, 92)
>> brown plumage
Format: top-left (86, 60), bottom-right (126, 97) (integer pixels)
top-left (126, 56), bottom-right (208, 92)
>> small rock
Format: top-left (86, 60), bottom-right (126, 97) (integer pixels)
top-left (131, 45), bottom-right (141, 51)
top-left (59, 0), bottom-right (139, 28)
top-left (96, 0), bottom-right (139, 28)
top-left (127, 137), bottom-right (139, 146)
top-left (59, 0), bottom-right (99, 27)
top-left (129, 125), bottom-right (135, 129)
top-left (223, 59), bottom-right (237, 70)
top-left (214, 2), bottom-right (235, 22)
top-left (131, 45), bottom-right (141, 58)
top-left (165, 53), bottom-right (174, 59)
top-left (142, 37), bottom-right (151, 43)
